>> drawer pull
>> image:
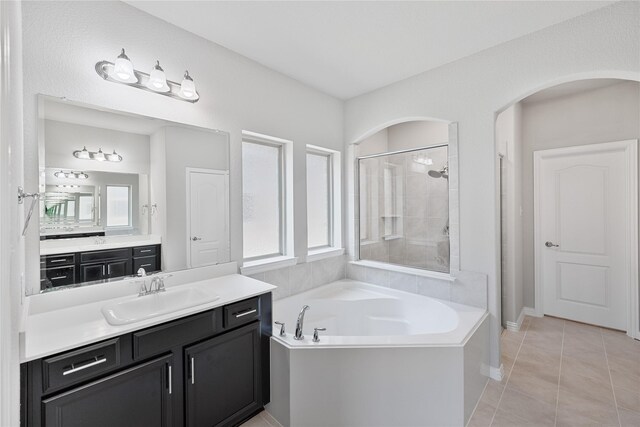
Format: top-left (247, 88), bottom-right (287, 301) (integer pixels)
top-left (62, 356), bottom-right (107, 376)
top-left (234, 308), bottom-right (257, 318)
top-left (50, 276), bottom-right (67, 281)
top-left (168, 365), bottom-right (172, 394)
top-left (50, 259), bottom-right (68, 263)
top-left (140, 249), bottom-right (152, 253)
top-left (190, 356), bottom-right (195, 385)
top-left (140, 263), bottom-right (152, 268)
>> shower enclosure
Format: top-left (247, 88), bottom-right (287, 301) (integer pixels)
top-left (357, 145), bottom-right (450, 273)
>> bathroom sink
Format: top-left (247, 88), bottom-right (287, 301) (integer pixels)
top-left (101, 287), bottom-right (220, 326)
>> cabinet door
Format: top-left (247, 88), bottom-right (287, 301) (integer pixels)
top-left (185, 321), bottom-right (261, 427)
top-left (80, 263), bottom-right (104, 282)
top-left (106, 258), bottom-right (130, 279)
top-left (43, 354), bottom-right (173, 427)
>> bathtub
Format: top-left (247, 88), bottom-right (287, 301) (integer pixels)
top-left (268, 279), bottom-right (490, 427)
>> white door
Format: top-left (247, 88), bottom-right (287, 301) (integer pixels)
top-left (535, 140), bottom-right (637, 330)
top-left (187, 169), bottom-right (229, 268)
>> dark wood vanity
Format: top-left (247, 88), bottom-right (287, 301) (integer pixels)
top-left (40, 244), bottom-right (161, 290)
top-left (21, 293), bottom-right (272, 427)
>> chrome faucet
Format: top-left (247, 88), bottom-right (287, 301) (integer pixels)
top-left (138, 275), bottom-right (166, 297)
top-left (294, 305), bottom-right (310, 340)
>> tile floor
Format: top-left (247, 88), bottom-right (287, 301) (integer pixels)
top-left (469, 316), bottom-right (640, 426)
top-left (240, 410), bottom-right (283, 427)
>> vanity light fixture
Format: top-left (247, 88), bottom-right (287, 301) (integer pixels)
top-left (73, 147), bottom-right (123, 162)
top-left (54, 170), bottom-right (89, 180)
top-left (56, 185), bottom-right (80, 189)
top-left (95, 48), bottom-right (200, 103)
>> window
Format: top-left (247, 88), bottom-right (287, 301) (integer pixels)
top-left (106, 186), bottom-right (131, 227)
top-left (306, 150), bottom-right (332, 249)
top-left (242, 139), bottom-right (285, 260)
top-left (78, 195), bottom-right (94, 222)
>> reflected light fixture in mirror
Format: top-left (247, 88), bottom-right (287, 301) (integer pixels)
top-left (147, 60), bottom-right (170, 93)
top-left (72, 147), bottom-right (122, 162)
top-left (111, 49), bottom-right (137, 83)
top-left (54, 170), bottom-right (89, 179)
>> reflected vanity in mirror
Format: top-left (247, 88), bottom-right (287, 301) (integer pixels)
top-left (34, 96), bottom-right (230, 294)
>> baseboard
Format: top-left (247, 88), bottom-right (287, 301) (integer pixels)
top-left (489, 364), bottom-right (504, 381)
top-left (522, 307), bottom-right (541, 317)
top-left (505, 308), bottom-right (526, 332)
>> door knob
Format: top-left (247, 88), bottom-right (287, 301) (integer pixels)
top-left (545, 241), bottom-right (559, 248)
top-left (191, 237), bottom-right (202, 241)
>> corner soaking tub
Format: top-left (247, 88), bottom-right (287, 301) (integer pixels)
top-left (268, 280), bottom-right (489, 427)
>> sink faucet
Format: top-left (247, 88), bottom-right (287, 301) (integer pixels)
top-left (294, 305), bottom-right (310, 340)
top-left (138, 275), bottom-right (166, 297)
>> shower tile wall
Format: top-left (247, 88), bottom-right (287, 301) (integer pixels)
top-left (360, 146), bottom-right (450, 272)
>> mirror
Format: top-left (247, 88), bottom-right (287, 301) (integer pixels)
top-left (32, 96), bottom-right (230, 294)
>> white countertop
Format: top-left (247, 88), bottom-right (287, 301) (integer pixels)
top-left (21, 273), bottom-right (275, 362)
top-left (40, 234), bottom-right (162, 256)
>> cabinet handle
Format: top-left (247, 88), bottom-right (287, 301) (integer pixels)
top-left (190, 356), bottom-right (195, 385)
top-left (168, 365), bottom-right (172, 394)
top-left (107, 265), bottom-right (111, 275)
top-left (62, 356), bottom-right (107, 376)
top-left (50, 259), bottom-right (68, 263)
top-left (140, 263), bottom-right (152, 268)
top-left (140, 249), bottom-right (152, 253)
top-left (235, 308), bottom-right (257, 318)
top-left (102, 265), bottom-right (106, 275)
top-left (50, 276), bottom-right (67, 281)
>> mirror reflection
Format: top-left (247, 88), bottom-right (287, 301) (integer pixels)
top-left (35, 96), bottom-right (230, 294)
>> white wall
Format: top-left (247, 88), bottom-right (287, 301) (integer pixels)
top-left (21, 1), bottom-right (344, 291)
top-left (344, 2), bottom-right (640, 371)
top-left (495, 104), bottom-right (524, 325)
top-left (0, 1), bottom-right (24, 425)
top-left (387, 120), bottom-right (448, 152)
top-left (520, 80), bottom-right (640, 308)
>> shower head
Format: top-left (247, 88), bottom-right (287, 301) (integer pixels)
top-left (428, 165), bottom-right (448, 179)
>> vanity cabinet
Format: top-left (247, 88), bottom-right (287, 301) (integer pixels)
top-left (185, 322), bottom-right (261, 427)
top-left (40, 244), bottom-right (161, 289)
top-left (21, 292), bottom-right (272, 427)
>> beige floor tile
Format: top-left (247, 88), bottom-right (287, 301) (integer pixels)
top-left (240, 413), bottom-right (273, 427)
top-left (561, 354), bottom-right (611, 384)
top-left (559, 371), bottom-right (616, 406)
top-left (467, 400), bottom-right (497, 427)
top-left (610, 363), bottom-right (640, 392)
top-left (497, 388), bottom-right (556, 425)
top-left (490, 408), bottom-right (532, 426)
top-left (562, 335), bottom-right (607, 364)
top-left (555, 407), bottom-right (619, 427)
top-left (619, 407), bottom-right (640, 427)
top-left (557, 389), bottom-right (619, 425)
top-left (616, 386), bottom-right (640, 414)
top-left (480, 379), bottom-right (505, 408)
top-left (507, 366), bottom-right (559, 405)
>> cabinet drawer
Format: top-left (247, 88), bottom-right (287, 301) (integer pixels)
top-left (133, 245), bottom-right (157, 257)
top-left (43, 266), bottom-right (76, 288)
top-left (44, 253), bottom-right (75, 268)
top-left (133, 310), bottom-right (217, 360)
top-left (80, 248), bottom-right (131, 263)
top-left (224, 297), bottom-right (260, 329)
top-left (133, 256), bottom-right (158, 273)
top-left (42, 338), bottom-right (121, 394)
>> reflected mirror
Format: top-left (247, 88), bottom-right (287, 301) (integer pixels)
top-left (33, 96), bottom-right (230, 294)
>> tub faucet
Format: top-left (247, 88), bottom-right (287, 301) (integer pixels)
top-left (294, 305), bottom-right (310, 340)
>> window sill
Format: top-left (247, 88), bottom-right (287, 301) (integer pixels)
top-left (240, 256), bottom-right (298, 275)
top-left (306, 247), bottom-right (345, 262)
top-left (349, 260), bottom-right (455, 282)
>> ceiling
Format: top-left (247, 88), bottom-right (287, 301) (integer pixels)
top-left (125, 1), bottom-right (614, 99)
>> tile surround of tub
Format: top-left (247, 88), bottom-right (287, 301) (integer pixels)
top-left (346, 262), bottom-right (487, 309)
top-left (247, 255), bottom-right (347, 300)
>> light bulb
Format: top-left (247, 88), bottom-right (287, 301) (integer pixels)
top-left (106, 150), bottom-right (123, 162)
top-left (92, 148), bottom-right (106, 162)
top-left (147, 60), bottom-right (169, 92)
top-left (73, 146), bottom-right (91, 160)
top-left (111, 49), bottom-right (137, 83)
top-left (179, 71), bottom-right (198, 100)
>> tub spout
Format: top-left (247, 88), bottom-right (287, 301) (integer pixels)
top-left (294, 305), bottom-right (310, 340)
